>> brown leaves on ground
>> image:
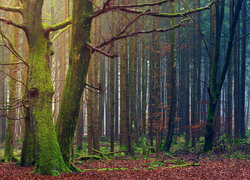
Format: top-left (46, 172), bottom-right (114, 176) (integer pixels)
top-left (0, 158), bottom-right (249, 179)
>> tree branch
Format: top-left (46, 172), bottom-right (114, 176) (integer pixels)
top-left (45, 17), bottom-right (72, 32)
top-left (0, 4), bottom-right (22, 14)
top-left (92, 0), bottom-right (173, 19)
top-left (96, 18), bottom-right (190, 49)
top-left (91, 0), bottom-right (213, 19)
top-left (118, 9), bottom-right (150, 36)
top-left (51, 24), bottom-right (72, 42)
top-left (0, 17), bottom-right (25, 30)
top-left (0, 28), bottom-right (28, 67)
top-left (85, 42), bottom-right (118, 59)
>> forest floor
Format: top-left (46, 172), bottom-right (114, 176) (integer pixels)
top-left (0, 154), bottom-right (249, 179)
top-left (0, 136), bottom-right (249, 179)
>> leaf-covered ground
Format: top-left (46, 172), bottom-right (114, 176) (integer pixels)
top-left (0, 156), bottom-right (249, 179)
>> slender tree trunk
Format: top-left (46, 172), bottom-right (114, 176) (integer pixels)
top-left (191, 0), bottom-right (197, 148)
top-left (4, 0), bottom-right (19, 161)
top-left (185, 0), bottom-right (190, 146)
top-left (163, 1), bottom-right (176, 152)
top-left (119, 0), bottom-right (129, 152)
top-left (240, 0), bottom-right (246, 138)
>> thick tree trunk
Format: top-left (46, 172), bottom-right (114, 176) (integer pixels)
top-left (16, 0), bottom-right (70, 175)
top-left (56, 0), bottom-right (93, 169)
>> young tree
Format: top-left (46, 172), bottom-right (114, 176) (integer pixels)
top-left (163, 0), bottom-right (177, 152)
top-left (204, 0), bottom-right (244, 152)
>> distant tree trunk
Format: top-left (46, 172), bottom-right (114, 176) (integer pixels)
top-left (0, 46), bottom-right (6, 143)
top-left (109, 4), bottom-right (115, 152)
top-left (197, 0), bottom-right (202, 140)
top-left (115, 55), bottom-right (119, 139)
top-left (233, 21), bottom-right (240, 139)
top-left (240, 0), bottom-right (246, 138)
top-left (153, 4), bottom-right (161, 155)
top-left (119, 10), bottom-right (129, 151)
top-left (163, 1), bottom-right (176, 152)
top-left (226, 0), bottom-right (233, 139)
top-left (141, 0), bottom-right (147, 140)
top-left (131, 0), bottom-right (138, 145)
top-left (191, 0), bottom-right (197, 148)
top-left (4, 0), bottom-right (19, 161)
top-left (184, 0), bottom-right (190, 146)
top-left (99, 55), bottom-right (105, 137)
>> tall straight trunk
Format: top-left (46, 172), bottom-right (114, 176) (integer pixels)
top-left (131, 0), bottom-right (138, 145)
top-left (153, 4), bottom-right (161, 155)
top-left (56, 0), bottom-right (93, 170)
top-left (115, 56), bottom-right (119, 139)
top-left (87, 57), bottom-right (94, 154)
top-left (99, 55), bottom-right (105, 137)
top-left (141, 0), bottom-right (146, 139)
top-left (119, 0), bottom-right (129, 151)
top-left (233, 21), bottom-right (240, 139)
top-left (4, 0), bottom-right (19, 161)
top-left (184, 0), bottom-right (190, 145)
top-left (191, 0), bottom-right (197, 148)
top-left (109, 4), bottom-right (115, 152)
top-left (0, 46), bottom-right (6, 143)
top-left (92, 13), bottom-right (100, 152)
top-left (226, 0), bottom-right (233, 138)
top-left (163, 1), bottom-right (176, 152)
top-left (196, 0), bottom-right (202, 139)
top-left (240, 0), bottom-right (246, 138)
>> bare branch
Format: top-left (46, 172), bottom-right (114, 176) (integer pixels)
top-left (0, 68), bottom-right (28, 90)
top-left (118, 9), bottom-right (150, 36)
top-left (118, 0), bottom-right (213, 18)
top-left (86, 42), bottom-right (118, 59)
top-left (45, 17), bottom-right (72, 32)
top-left (96, 18), bottom-right (190, 49)
top-left (0, 62), bottom-right (25, 66)
top-left (0, 28), bottom-right (28, 66)
top-left (92, 0), bottom-right (213, 19)
top-left (0, 4), bottom-right (22, 14)
top-left (0, 17), bottom-right (25, 30)
top-left (92, 0), bottom-right (173, 19)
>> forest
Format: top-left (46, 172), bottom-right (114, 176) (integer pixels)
top-left (0, 0), bottom-right (249, 179)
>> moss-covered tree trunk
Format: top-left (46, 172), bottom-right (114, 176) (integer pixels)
top-left (19, 0), bottom-right (70, 175)
top-left (56, 0), bottom-right (93, 169)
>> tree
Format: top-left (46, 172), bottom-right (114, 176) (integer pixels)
top-left (163, 0), bottom-right (177, 152)
top-left (204, 0), bottom-right (244, 152)
top-left (0, 0), bottom-right (71, 175)
top-left (4, 0), bottom-right (19, 162)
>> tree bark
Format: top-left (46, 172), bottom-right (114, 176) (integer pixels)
top-left (56, 0), bottom-right (93, 170)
